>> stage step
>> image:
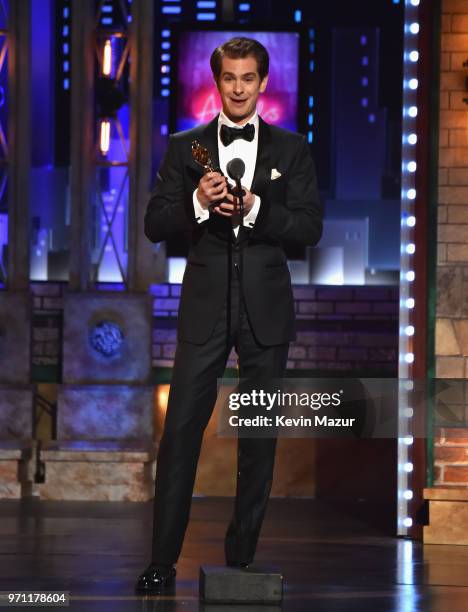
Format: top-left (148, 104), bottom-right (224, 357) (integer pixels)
top-left (199, 565), bottom-right (283, 604)
top-left (34, 440), bottom-right (157, 502)
top-left (0, 441), bottom-right (34, 499)
top-left (424, 487), bottom-right (468, 545)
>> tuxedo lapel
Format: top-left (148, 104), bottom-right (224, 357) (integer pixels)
top-left (196, 115), bottom-right (233, 240)
top-left (201, 115), bottom-right (221, 171)
top-left (251, 117), bottom-right (272, 198)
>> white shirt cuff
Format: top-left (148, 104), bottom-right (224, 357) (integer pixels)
top-left (193, 189), bottom-right (210, 224)
top-left (243, 194), bottom-right (261, 228)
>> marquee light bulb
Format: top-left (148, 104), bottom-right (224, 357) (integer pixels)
top-left (103, 39), bottom-right (112, 77)
top-left (100, 120), bottom-right (110, 155)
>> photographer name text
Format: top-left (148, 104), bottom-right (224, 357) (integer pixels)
top-left (228, 415), bottom-right (355, 428)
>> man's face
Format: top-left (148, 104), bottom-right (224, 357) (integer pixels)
top-left (216, 55), bottom-right (268, 125)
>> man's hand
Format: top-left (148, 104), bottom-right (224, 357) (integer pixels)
top-left (196, 172), bottom-right (228, 209)
top-left (212, 186), bottom-right (255, 219)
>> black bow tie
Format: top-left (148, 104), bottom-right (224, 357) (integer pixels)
top-left (220, 123), bottom-right (255, 147)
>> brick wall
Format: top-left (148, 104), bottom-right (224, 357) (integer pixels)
top-left (433, 0), bottom-right (468, 488)
top-left (151, 284), bottom-right (398, 373)
top-left (29, 282), bottom-right (398, 379)
top-left (437, 0), bottom-right (468, 380)
top-left (434, 428), bottom-right (468, 485)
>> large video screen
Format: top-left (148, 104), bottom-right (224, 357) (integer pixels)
top-left (175, 31), bottom-right (300, 132)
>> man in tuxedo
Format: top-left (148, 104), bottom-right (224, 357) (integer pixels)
top-left (136, 37), bottom-right (322, 594)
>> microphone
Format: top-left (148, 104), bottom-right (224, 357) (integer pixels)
top-left (226, 158), bottom-right (246, 202)
top-left (226, 158), bottom-right (245, 182)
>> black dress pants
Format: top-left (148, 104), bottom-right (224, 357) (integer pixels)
top-left (151, 263), bottom-right (290, 566)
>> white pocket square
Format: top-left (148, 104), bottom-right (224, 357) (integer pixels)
top-left (271, 168), bottom-right (282, 180)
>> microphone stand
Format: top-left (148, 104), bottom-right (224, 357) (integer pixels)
top-left (232, 179), bottom-right (245, 381)
top-left (225, 158), bottom-right (247, 401)
top-left (233, 179), bottom-right (244, 226)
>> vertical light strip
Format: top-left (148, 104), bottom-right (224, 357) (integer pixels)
top-left (61, 0), bottom-right (71, 90)
top-left (307, 29), bottom-right (315, 144)
top-left (160, 29), bottom-right (171, 97)
top-left (398, 0), bottom-right (421, 536)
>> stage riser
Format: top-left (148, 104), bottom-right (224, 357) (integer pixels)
top-left (0, 384), bottom-right (34, 500)
top-left (35, 482), bottom-right (155, 502)
top-left (424, 500), bottom-right (468, 545)
top-left (34, 448), bottom-right (156, 502)
top-left (200, 566), bottom-right (283, 605)
top-left (424, 484), bottom-right (468, 545)
top-left (0, 461), bottom-right (22, 499)
top-left (0, 448), bottom-right (34, 500)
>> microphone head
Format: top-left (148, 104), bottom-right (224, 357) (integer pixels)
top-left (226, 158), bottom-right (245, 181)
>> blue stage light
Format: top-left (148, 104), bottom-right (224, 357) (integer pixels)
top-left (197, 12), bottom-right (216, 20)
top-left (162, 6), bottom-right (182, 14)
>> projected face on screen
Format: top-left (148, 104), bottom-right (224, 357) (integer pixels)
top-left (176, 31), bottom-right (299, 132)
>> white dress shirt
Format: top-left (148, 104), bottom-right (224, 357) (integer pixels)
top-left (193, 111), bottom-right (261, 237)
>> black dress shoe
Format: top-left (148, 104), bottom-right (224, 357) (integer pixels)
top-left (135, 563), bottom-right (176, 594)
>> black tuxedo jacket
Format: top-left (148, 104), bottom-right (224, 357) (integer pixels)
top-left (145, 115), bottom-right (323, 346)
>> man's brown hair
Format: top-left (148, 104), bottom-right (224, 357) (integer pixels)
top-left (210, 37), bottom-right (269, 82)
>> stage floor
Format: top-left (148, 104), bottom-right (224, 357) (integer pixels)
top-left (0, 497), bottom-right (467, 611)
